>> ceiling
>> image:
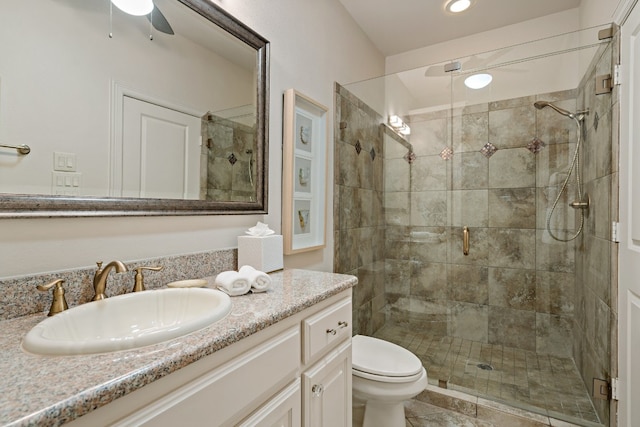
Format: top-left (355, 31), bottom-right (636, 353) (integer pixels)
top-left (338, 0), bottom-right (582, 56)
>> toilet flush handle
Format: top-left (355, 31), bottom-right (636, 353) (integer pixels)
top-left (312, 384), bottom-right (324, 397)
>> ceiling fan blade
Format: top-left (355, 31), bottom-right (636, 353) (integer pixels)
top-left (147, 6), bottom-right (174, 35)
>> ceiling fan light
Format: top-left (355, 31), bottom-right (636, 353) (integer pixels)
top-left (111, 0), bottom-right (154, 16)
top-left (445, 0), bottom-right (473, 14)
top-left (464, 73), bottom-right (492, 89)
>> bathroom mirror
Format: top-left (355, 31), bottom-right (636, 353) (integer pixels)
top-left (0, 0), bottom-right (269, 217)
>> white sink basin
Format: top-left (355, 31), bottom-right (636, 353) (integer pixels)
top-left (23, 288), bottom-right (231, 356)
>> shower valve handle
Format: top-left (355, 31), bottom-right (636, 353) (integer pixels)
top-left (569, 200), bottom-right (589, 209)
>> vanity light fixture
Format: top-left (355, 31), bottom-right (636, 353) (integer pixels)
top-left (389, 115), bottom-right (411, 136)
top-left (389, 115), bottom-right (403, 128)
top-left (444, 0), bottom-right (474, 14)
top-left (111, 0), bottom-right (154, 16)
top-left (464, 73), bottom-right (492, 89)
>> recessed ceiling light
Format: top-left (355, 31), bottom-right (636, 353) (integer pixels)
top-left (464, 73), bottom-right (492, 89)
top-left (444, 0), bottom-right (474, 14)
top-left (111, 0), bottom-right (154, 16)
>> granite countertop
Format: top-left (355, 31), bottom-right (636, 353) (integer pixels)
top-left (0, 269), bottom-right (357, 427)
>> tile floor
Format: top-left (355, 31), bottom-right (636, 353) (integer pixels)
top-left (404, 398), bottom-right (520, 427)
top-left (373, 324), bottom-right (602, 426)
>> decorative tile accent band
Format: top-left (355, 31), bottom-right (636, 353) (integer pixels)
top-left (227, 153), bottom-right (238, 165)
top-left (527, 137), bottom-right (546, 154)
top-left (404, 151), bottom-right (417, 164)
top-left (594, 111), bottom-right (600, 131)
top-left (355, 140), bottom-right (362, 155)
top-left (440, 147), bottom-right (453, 160)
top-left (480, 142), bottom-right (498, 158)
top-left (369, 147), bottom-right (376, 161)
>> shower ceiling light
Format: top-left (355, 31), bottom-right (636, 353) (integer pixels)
top-left (464, 73), bottom-right (492, 89)
top-left (111, 0), bottom-right (154, 16)
top-left (444, 0), bottom-right (474, 14)
top-left (388, 115), bottom-right (411, 136)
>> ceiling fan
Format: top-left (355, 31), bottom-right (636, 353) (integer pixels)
top-left (111, 0), bottom-right (174, 35)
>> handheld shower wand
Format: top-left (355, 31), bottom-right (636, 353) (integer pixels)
top-left (534, 100), bottom-right (589, 242)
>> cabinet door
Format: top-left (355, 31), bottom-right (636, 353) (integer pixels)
top-left (239, 379), bottom-right (301, 427)
top-left (302, 340), bottom-right (351, 427)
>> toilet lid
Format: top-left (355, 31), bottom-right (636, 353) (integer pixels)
top-left (352, 335), bottom-right (423, 378)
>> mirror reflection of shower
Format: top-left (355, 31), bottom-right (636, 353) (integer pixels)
top-left (202, 104), bottom-right (257, 202)
top-left (534, 101), bottom-right (589, 242)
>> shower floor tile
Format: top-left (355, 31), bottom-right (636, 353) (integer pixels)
top-left (373, 324), bottom-right (601, 426)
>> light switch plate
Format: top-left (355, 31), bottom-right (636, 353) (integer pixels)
top-left (53, 152), bottom-right (77, 172)
top-left (52, 171), bottom-right (81, 195)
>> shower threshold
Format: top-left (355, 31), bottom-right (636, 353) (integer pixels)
top-left (373, 324), bottom-right (604, 427)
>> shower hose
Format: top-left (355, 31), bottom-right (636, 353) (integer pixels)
top-left (545, 115), bottom-right (585, 242)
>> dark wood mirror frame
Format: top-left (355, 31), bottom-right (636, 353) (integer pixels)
top-left (0, 0), bottom-right (269, 218)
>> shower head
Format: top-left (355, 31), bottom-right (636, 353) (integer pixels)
top-left (533, 101), bottom-right (576, 119)
top-left (534, 101), bottom-right (590, 121)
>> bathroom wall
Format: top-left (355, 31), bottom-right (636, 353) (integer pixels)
top-left (333, 84), bottom-right (386, 336)
top-left (574, 31), bottom-right (619, 425)
top-left (0, 0), bottom-right (385, 278)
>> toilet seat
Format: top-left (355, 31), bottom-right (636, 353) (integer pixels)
top-left (352, 335), bottom-right (424, 383)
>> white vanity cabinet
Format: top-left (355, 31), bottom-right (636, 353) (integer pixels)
top-left (302, 340), bottom-right (352, 426)
top-left (301, 297), bottom-right (352, 427)
top-left (66, 290), bottom-right (351, 427)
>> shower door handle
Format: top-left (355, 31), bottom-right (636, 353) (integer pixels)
top-left (463, 226), bottom-right (470, 256)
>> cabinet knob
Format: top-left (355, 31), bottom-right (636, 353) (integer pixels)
top-left (338, 321), bottom-right (349, 329)
top-left (326, 328), bottom-right (337, 335)
top-left (312, 384), bottom-right (324, 397)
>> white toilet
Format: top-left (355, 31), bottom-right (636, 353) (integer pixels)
top-left (352, 335), bottom-right (428, 427)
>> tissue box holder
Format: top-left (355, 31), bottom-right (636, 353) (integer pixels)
top-left (238, 235), bottom-right (284, 273)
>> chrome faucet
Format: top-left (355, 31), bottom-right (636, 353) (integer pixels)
top-left (92, 260), bottom-right (128, 301)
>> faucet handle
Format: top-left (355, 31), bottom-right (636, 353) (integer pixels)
top-left (132, 266), bottom-right (164, 292)
top-left (37, 279), bottom-right (69, 316)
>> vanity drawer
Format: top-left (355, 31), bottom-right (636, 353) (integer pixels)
top-left (302, 297), bottom-right (351, 363)
top-left (113, 326), bottom-right (300, 427)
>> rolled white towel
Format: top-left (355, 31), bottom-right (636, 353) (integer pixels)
top-left (215, 270), bottom-right (251, 296)
top-left (239, 265), bottom-right (272, 293)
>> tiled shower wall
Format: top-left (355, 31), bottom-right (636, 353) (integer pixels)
top-left (385, 88), bottom-right (579, 358)
top-left (574, 31), bottom-right (618, 425)
top-left (334, 83), bottom-right (386, 336)
top-left (334, 84), bottom-right (584, 356)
